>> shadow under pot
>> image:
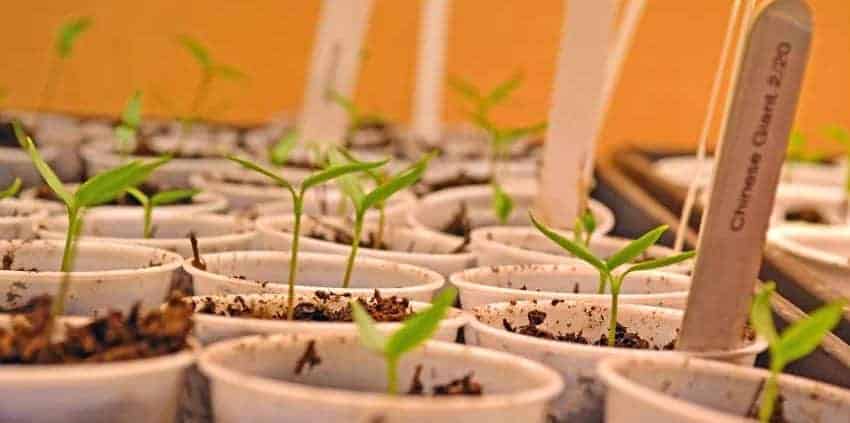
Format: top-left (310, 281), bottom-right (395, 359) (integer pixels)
top-left (466, 300), bottom-right (766, 422)
top-left (198, 334), bottom-right (563, 423)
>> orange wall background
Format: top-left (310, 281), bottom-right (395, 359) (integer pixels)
top-left (3, 0), bottom-right (849, 157)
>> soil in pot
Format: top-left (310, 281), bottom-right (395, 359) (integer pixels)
top-left (783, 208), bottom-right (826, 225)
top-left (0, 294), bottom-right (191, 364)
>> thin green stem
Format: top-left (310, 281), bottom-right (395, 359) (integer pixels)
top-left (386, 356), bottom-right (399, 395)
top-left (286, 197), bottom-right (303, 320)
top-left (52, 206), bottom-right (82, 318)
top-left (758, 367), bottom-right (781, 422)
top-left (143, 202), bottom-right (153, 238)
top-left (342, 215), bottom-right (364, 288)
top-left (596, 271), bottom-right (610, 294)
top-left (375, 203), bottom-right (386, 248)
top-left (607, 276), bottom-right (622, 347)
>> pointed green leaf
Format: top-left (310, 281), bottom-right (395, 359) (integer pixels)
top-left (775, 299), bottom-right (846, 367)
top-left (360, 154), bottom-right (431, 213)
top-left (605, 225), bottom-right (668, 270)
top-left (228, 156), bottom-right (295, 192)
top-left (529, 211), bottom-right (607, 273)
top-left (75, 157), bottom-right (170, 207)
top-left (301, 159), bottom-right (388, 192)
top-left (337, 148), bottom-right (384, 184)
top-left (0, 178), bottom-right (21, 200)
top-left (580, 210), bottom-right (597, 237)
top-left (824, 124), bottom-right (850, 148)
top-left (384, 287), bottom-right (457, 359)
top-left (151, 188), bottom-right (200, 206)
top-left (491, 183), bottom-right (513, 224)
top-left (750, 282), bottom-right (779, 346)
top-left (56, 16), bottom-right (93, 58)
top-left (213, 64), bottom-right (247, 80)
top-left (114, 125), bottom-right (136, 148)
top-left (447, 76), bottom-right (482, 103)
top-left (13, 121), bottom-right (72, 206)
top-left (621, 251), bottom-right (695, 279)
top-left (269, 130), bottom-right (299, 166)
top-left (125, 187), bottom-right (149, 207)
top-left (120, 91), bottom-right (143, 128)
top-left (496, 121), bottom-right (547, 148)
top-left (177, 35), bottom-right (211, 68)
top-left (485, 71), bottom-right (523, 107)
top-left (328, 90), bottom-right (358, 119)
top-left (351, 299), bottom-right (388, 352)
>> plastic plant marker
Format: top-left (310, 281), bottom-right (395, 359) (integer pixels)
top-left (351, 287), bottom-right (457, 395)
top-left (126, 188), bottom-right (200, 238)
top-left (678, 0), bottom-right (813, 352)
top-left (411, 0), bottom-right (450, 143)
top-left (535, 0), bottom-right (615, 229)
top-left (299, 0), bottom-right (374, 146)
top-left (229, 155), bottom-right (386, 319)
top-left (749, 282), bottom-right (845, 422)
top-left (0, 178), bottom-right (21, 200)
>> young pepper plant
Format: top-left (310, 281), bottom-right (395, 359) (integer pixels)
top-left (336, 153), bottom-right (433, 289)
top-left (352, 286), bottom-right (457, 395)
top-left (40, 16), bottom-right (92, 111)
top-left (14, 121), bottom-right (170, 317)
top-left (228, 155), bottom-right (387, 320)
top-left (529, 213), bottom-right (695, 346)
top-left (115, 91), bottom-right (143, 157)
top-left (0, 178), bottom-right (22, 200)
top-left (126, 187), bottom-right (200, 238)
top-left (750, 282), bottom-right (845, 423)
top-left (573, 209), bottom-right (597, 248)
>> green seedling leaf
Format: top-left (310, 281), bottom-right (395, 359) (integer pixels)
top-left (484, 71), bottom-right (523, 107)
top-left (824, 124), bottom-right (850, 148)
top-left (605, 225), bottom-right (668, 270)
top-left (497, 121), bottom-right (547, 146)
top-left (56, 17), bottom-right (93, 58)
top-left (329, 90), bottom-right (358, 118)
top-left (213, 64), bottom-right (247, 80)
top-left (301, 159), bottom-right (388, 192)
top-left (384, 287), bottom-right (457, 358)
top-left (13, 121), bottom-right (72, 205)
top-left (351, 300), bottom-right (388, 352)
top-left (491, 182), bottom-right (513, 224)
top-left (228, 156), bottom-right (294, 192)
top-left (151, 189), bottom-right (199, 206)
top-left (269, 131), bottom-right (299, 166)
top-left (620, 251), bottom-right (696, 282)
top-left (529, 211), bottom-right (607, 273)
top-left (0, 178), bottom-right (22, 200)
top-left (359, 154), bottom-right (431, 214)
top-left (337, 148), bottom-right (385, 184)
top-left (75, 157), bottom-right (171, 207)
top-left (448, 76), bottom-right (482, 103)
top-left (580, 210), bottom-right (597, 237)
top-left (774, 299), bottom-right (846, 366)
top-left (126, 187), bottom-right (149, 206)
top-left (750, 283), bottom-right (780, 345)
top-left (121, 91), bottom-right (143, 128)
top-left (178, 35), bottom-right (211, 68)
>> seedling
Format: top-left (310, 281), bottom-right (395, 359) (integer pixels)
top-left (529, 213), bottom-right (694, 346)
top-left (749, 282), bottom-right (845, 422)
top-left (0, 178), bottom-right (21, 200)
top-left (228, 155), bottom-right (387, 320)
top-left (115, 91), bottom-right (144, 157)
top-left (268, 130), bottom-right (300, 166)
top-left (572, 209), bottom-right (597, 248)
top-left (336, 148), bottom-right (391, 247)
top-left (336, 153), bottom-right (433, 288)
top-left (126, 187), bottom-right (200, 238)
top-left (351, 286), bottom-right (457, 395)
top-left (13, 121), bottom-right (169, 317)
top-left (491, 182), bottom-right (513, 224)
top-left (177, 35), bottom-right (246, 134)
top-left (329, 91), bottom-right (387, 138)
top-left (40, 16), bottom-right (92, 111)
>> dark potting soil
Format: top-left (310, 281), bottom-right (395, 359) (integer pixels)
top-left (422, 171), bottom-right (492, 194)
top-left (304, 219), bottom-right (390, 250)
top-left (501, 309), bottom-right (676, 350)
top-left (0, 295), bottom-right (192, 364)
top-left (194, 290), bottom-right (413, 323)
top-left (408, 364), bottom-right (483, 396)
top-left (784, 209), bottom-right (826, 225)
top-left (441, 202), bottom-right (472, 239)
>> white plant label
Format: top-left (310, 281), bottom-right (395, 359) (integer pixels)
top-left (535, 0), bottom-right (615, 228)
top-left (411, 0), bottom-right (450, 143)
top-left (298, 0), bottom-right (374, 145)
top-left (679, 0), bottom-right (812, 352)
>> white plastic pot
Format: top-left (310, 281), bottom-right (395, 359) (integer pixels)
top-left (0, 199), bottom-right (48, 240)
top-left (768, 225), bottom-right (850, 298)
top-left (599, 354), bottom-right (850, 423)
top-left (471, 226), bottom-right (693, 274)
top-left (198, 334), bottom-right (563, 423)
top-left (0, 240), bottom-right (183, 315)
top-left (653, 155), bottom-right (845, 189)
top-left (39, 213), bottom-right (255, 257)
top-left (0, 145), bottom-right (60, 188)
top-left (450, 264), bottom-right (690, 310)
top-left (408, 184), bottom-right (615, 241)
top-left (20, 186), bottom-right (228, 217)
top-left (770, 184), bottom-right (845, 226)
top-left (186, 292), bottom-right (468, 345)
top-left (255, 189), bottom-right (417, 225)
top-left (255, 215), bottom-right (474, 275)
top-left (468, 300), bottom-right (766, 422)
top-left (185, 251), bottom-right (445, 302)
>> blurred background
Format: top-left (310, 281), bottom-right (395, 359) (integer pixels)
top-left (3, 0), bottom-right (848, 157)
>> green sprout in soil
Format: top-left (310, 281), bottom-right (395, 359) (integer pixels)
top-left (126, 187), bottom-right (199, 238)
top-left (177, 35), bottom-right (246, 134)
top-left (335, 153), bottom-right (433, 288)
top-left (529, 213), bottom-right (694, 347)
top-left (228, 155), bottom-right (387, 320)
top-left (14, 121), bottom-right (170, 317)
top-left (573, 209), bottom-right (597, 248)
top-left (352, 286), bottom-right (457, 395)
top-left (750, 282), bottom-right (845, 423)
top-left (336, 148), bottom-right (391, 246)
top-left (115, 91), bottom-right (143, 157)
top-left (40, 16), bottom-right (92, 111)
top-left (0, 178), bottom-right (22, 200)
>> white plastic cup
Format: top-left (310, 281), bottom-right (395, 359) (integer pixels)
top-left (0, 199), bottom-right (48, 240)
top-left (768, 224), bottom-right (850, 298)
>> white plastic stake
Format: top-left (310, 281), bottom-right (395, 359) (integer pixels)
top-left (535, 0), bottom-right (616, 228)
top-left (411, 0), bottom-right (450, 143)
top-left (678, 0), bottom-right (812, 352)
top-left (298, 0), bottom-right (374, 145)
